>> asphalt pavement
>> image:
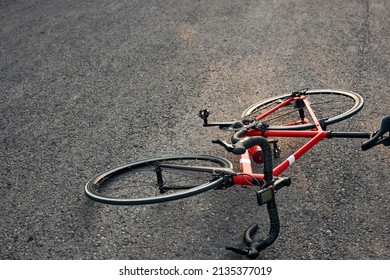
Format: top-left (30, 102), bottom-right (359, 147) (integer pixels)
top-left (1, 0), bottom-right (389, 259)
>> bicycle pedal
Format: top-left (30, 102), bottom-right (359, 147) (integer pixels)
top-left (198, 109), bottom-right (210, 119)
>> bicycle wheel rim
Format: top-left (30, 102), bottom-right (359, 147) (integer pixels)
top-left (242, 89), bottom-right (364, 130)
top-left (85, 155), bottom-right (233, 205)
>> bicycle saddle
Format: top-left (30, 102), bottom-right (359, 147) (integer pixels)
top-left (361, 116), bottom-right (390, 151)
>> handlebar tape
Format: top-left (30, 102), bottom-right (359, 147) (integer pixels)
top-left (361, 116), bottom-right (390, 151)
top-left (243, 200), bottom-right (280, 259)
top-left (231, 129), bottom-right (273, 184)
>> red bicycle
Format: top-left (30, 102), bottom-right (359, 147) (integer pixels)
top-left (85, 89), bottom-right (390, 258)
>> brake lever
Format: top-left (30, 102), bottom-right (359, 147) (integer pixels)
top-left (362, 116), bottom-right (390, 150)
top-left (212, 139), bottom-right (234, 152)
top-left (382, 137), bottom-right (390, 146)
top-left (228, 118), bottom-right (257, 130)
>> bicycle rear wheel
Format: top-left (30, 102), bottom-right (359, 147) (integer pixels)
top-left (242, 89), bottom-right (364, 130)
top-left (85, 155), bottom-right (233, 205)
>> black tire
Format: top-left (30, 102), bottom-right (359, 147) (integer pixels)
top-left (242, 89), bottom-right (364, 130)
top-left (85, 155), bottom-right (233, 205)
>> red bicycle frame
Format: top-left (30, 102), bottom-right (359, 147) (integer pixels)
top-left (233, 96), bottom-right (340, 185)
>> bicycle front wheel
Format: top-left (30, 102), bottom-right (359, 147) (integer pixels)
top-left (242, 89), bottom-right (364, 130)
top-left (85, 155), bottom-right (233, 205)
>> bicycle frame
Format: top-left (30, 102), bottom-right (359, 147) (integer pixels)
top-left (231, 95), bottom-right (370, 186)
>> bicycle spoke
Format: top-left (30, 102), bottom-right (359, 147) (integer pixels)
top-left (260, 107), bottom-right (303, 123)
top-left (159, 168), bottom-right (216, 194)
top-left (248, 100), bottom-right (289, 118)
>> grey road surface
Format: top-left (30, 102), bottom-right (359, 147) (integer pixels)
top-left (1, 0), bottom-right (389, 259)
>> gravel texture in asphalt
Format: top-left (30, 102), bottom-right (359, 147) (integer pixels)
top-left (1, 0), bottom-right (389, 259)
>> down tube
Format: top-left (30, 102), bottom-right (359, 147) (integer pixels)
top-left (233, 151), bottom-right (263, 185)
top-left (273, 131), bottom-right (327, 176)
